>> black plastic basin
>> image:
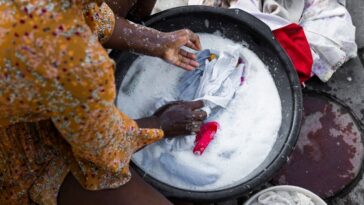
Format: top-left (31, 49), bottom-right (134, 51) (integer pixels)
top-left (110, 6), bottom-right (302, 202)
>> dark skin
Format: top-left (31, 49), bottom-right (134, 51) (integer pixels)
top-left (104, 0), bottom-right (202, 71)
top-left (58, 1), bottom-right (204, 204)
top-left (137, 101), bottom-right (207, 136)
top-left (103, 0), bottom-right (205, 136)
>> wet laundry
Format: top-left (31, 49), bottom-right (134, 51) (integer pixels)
top-left (124, 34), bottom-right (282, 190)
top-left (159, 48), bottom-right (245, 155)
top-left (177, 49), bottom-right (245, 115)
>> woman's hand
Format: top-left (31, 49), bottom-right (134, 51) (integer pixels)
top-left (136, 101), bottom-right (207, 137)
top-left (157, 29), bottom-right (202, 71)
top-left (154, 100), bottom-right (207, 137)
top-left (104, 16), bottom-right (202, 71)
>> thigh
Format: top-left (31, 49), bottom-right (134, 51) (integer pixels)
top-left (58, 168), bottom-right (173, 205)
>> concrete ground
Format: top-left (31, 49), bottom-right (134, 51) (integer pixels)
top-left (327, 1), bottom-right (364, 205)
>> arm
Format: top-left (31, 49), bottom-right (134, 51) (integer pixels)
top-left (103, 16), bottom-right (202, 70)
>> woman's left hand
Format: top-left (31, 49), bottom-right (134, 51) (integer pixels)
top-left (157, 29), bottom-right (202, 71)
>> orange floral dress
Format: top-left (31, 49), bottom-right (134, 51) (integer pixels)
top-left (0, 1), bottom-right (164, 204)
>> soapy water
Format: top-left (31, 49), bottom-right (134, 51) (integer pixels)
top-left (117, 33), bottom-right (282, 191)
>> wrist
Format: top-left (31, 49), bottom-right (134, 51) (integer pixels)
top-left (143, 31), bottom-right (170, 58)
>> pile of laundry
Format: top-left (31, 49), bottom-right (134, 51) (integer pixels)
top-left (156, 48), bottom-right (245, 155)
top-left (154, 0), bottom-right (358, 83)
top-left (127, 33), bottom-right (282, 190)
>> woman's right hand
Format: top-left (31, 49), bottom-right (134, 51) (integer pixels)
top-left (154, 100), bottom-right (207, 137)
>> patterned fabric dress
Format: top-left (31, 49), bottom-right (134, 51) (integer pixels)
top-left (0, 1), bottom-right (164, 204)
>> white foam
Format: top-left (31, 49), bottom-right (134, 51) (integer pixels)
top-left (117, 33), bottom-right (282, 191)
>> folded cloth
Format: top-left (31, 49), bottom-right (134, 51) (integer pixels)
top-left (272, 24), bottom-right (313, 83)
top-left (229, 0), bottom-right (357, 82)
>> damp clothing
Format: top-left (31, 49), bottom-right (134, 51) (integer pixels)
top-left (144, 49), bottom-right (244, 185)
top-left (0, 1), bottom-right (164, 204)
top-left (177, 49), bottom-right (244, 115)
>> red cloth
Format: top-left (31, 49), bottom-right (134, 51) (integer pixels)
top-left (193, 122), bottom-right (219, 155)
top-left (273, 23), bottom-right (313, 83)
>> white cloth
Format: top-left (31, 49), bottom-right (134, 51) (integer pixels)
top-left (260, 0), bottom-right (305, 23)
top-left (156, 48), bottom-right (244, 115)
top-left (230, 0), bottom-right (357, 82)
top-left (253, 191), bottom-right (315, 205)
top-left (150, 48), bottom-right (244, 186)
top-left (182, 49), bottom-right (244, 115)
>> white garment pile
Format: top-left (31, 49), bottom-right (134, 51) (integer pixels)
top-left (252, 191), bottom-right (315, 205)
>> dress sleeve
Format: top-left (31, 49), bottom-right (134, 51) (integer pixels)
top-left (83, 2), bottom-right (115, 43)
top-left (45, 2), bottom-right (163, 190)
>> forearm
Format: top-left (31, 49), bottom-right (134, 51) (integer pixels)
top-left (103, 17), bottom-right (166, 57)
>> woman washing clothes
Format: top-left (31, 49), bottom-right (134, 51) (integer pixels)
top-left (0, 0), bottom-right (207, 204)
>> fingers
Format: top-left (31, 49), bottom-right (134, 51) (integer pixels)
top-left (192, 110), bottom-right (207, 121)
top-left (175, 61), bottom-right (196, 71)
top-left (179, 50), bottom-right (199, 68)
top-left (183, 100), bottom-right (204, 110)
top-left (185, 30), bottom-right (202, 51)
top-left (179, 49), bottom-right (197, 60)
top-left (186, 121), bottom-right (203, 133)
top-left (153, 101), bottom-right (184, 116)
top-left (175, 29), bottom-right (201, 51)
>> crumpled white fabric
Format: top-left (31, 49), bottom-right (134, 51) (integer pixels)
top-left (228, 0), bottom-right (357, 82)
top-left (148, 48), bottom-right (244, 186)
top-left (156, 48), bottom-right (244, 116)
top-left (180, 49), bottom-right (244, 115)
top-left (252, 191), bottom-right (315, 205)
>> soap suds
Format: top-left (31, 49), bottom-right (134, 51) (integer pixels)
top-left (117, 33), bottom-right (282, 191)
